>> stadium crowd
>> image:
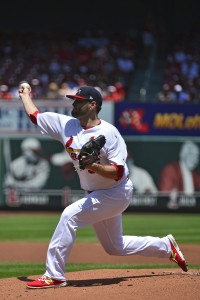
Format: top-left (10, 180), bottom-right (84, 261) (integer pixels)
top-left (0, 22), bottom-right (199, 103)
top-left (0, 30), bottom-right (137, 102)
top-left (156, 24), bottom-right (200, 104)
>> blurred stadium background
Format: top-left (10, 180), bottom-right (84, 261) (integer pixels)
top-left (0, 0), bottom-right (200, 212)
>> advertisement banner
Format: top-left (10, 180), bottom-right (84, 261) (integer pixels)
top-left (0, 137), bottom-right (81, 208)
top-left (0, 101), bottom-right (114, 135)
top-left (1, 138), bottom-right (200, 212)
top-left (127, 192), bottom-right (200, 212)
top-left (2, 189), bottom-right (200, 212)
top-left (0, 101), bottom-right (72, 135)
top-left (1, 102), bottom-right (200, 212)
top-left (115, 103), bottom-right (200, 136)
top-left (126, 139), bottom-right (200, 195)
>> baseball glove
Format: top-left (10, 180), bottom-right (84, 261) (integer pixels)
top-left (79, 135), bottom-right (106, 170)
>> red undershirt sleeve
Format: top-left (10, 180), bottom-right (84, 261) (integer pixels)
top-left (29, 110), bottom-right (40, 125)
top-left (113, 164), bottom-right (124, 181)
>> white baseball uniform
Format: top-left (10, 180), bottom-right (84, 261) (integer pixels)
top-left (36, 112), bottom-right (171, 281)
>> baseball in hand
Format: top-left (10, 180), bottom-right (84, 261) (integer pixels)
top-left (19, 81), bottom-right (31, 91)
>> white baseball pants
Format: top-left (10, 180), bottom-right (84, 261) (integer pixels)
top-left (45, 179), bottom-right (171, 280)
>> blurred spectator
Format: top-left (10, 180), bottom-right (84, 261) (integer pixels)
top-left (104, 82), bottom-right (126, 102)
top-left (4, 138), bottom-right (50, 189)
top-left (47, 82), bottom-right (60, 100)
top-left (156, 83), bottom-right (173, 103)
top-left (159, 141), bottom-right (200, 194)
top-left (127, 152), bottom-right (158, 194)
top-left (171, 84), bottom-right (191, 103)
top-left (0, 85), bottom-right (12, 101)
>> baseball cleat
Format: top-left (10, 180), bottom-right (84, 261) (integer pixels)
top-left (26, 274), bottom-right (67, 289)
top-left (167, 234), bottom-right (188, 272)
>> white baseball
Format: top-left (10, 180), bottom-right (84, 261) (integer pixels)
top-left (20, 81), bottom-right (31, 91)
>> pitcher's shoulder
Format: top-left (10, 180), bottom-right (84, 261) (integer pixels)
top-left (100, 119), bottom-right (118, 131)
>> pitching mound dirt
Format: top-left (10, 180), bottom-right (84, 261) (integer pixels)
top-left (0, 242), bottom-right (200, 300)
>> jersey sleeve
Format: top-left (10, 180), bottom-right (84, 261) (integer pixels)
top-left (106, 127), bottom-right (127, 166)
top-left (37, 112), bottom-right (71, 141)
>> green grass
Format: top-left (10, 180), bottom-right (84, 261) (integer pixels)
top-left (0, 213), bottom-right (60, 242)
top-left (0, 212), bottom-right (199, 278)
top-left (0, 262), bottom-right (199, 279)
top-left (0, 212), bottom-right (199, 243)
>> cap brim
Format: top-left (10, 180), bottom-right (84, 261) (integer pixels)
top-left (66, 94), bottom-right (88, 100)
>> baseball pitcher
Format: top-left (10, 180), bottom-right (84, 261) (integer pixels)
top-left (18, 83), bottom-right (188, 289)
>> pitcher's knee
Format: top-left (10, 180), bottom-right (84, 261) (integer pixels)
top-left (104, 244), bottom-right (123, 256)
top-left (60, 210), bottom-right (78, 232)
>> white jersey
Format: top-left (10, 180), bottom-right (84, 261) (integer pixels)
top-left (37, 112), bottom-right (129, 191)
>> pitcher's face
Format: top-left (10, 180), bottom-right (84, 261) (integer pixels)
top-left (71, 99), bottom-right (90, 119)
